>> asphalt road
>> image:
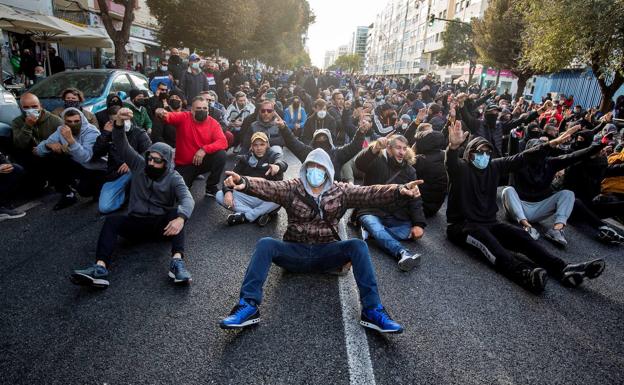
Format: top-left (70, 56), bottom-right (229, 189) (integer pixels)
top-left (1, 149), bottom-right (623, 385)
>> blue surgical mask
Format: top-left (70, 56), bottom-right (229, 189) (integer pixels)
top-left (306, 167), bottom-right (326, 187)
top-left (471, 153), bottom-right (490, 169)
top-left (23, 108), bottom-right (40, 120)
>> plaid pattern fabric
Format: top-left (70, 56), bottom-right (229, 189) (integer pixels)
top-left (243, 177), bottom-right (403, 244)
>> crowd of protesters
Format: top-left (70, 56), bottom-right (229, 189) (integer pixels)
top-left (2, 49), bottom-right (624, 335)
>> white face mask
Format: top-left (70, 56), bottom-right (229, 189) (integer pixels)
top-left (401, 123), bottom-right (409, 130)
top-left (317, 110), bottom-right (327, 119)
top-left (123, 120), bottom-right (132, 132)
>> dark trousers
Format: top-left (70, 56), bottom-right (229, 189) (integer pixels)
top-left (0, 163), bottom-right (24, 205)
top-left (447, 221), bottom-right (567, 282)
top-left (96, 209), bottom-right (184, 265)
top-left (12, 150), bottom-right (48, 193)
top-left (175, 150), bottom-right (226, 189)
top-left (570, 198), bottom-right (605, 229)
top-left (240, 237), bottom-right (381, 309)
top-left (42, 154), bottom-right (105, 197)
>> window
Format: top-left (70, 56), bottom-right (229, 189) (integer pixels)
top-left (110, 75), bottom-right (133, 94)
top-left (129, 73), bottom-right (149, 92)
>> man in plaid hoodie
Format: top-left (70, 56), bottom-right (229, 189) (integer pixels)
top-left (219, 147), bottom-right (423, 334)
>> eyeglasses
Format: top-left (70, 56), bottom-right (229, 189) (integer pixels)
top-left (147, 155), bottom-right (165, 164)
top-left (260, 109), bottom-right (274, 114)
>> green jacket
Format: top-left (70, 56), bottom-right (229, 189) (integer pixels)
top-left (12, 110), bottom-right (63, 150)
top-left (123, 102), bottom-right (152, 130)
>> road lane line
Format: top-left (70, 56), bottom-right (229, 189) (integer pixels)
top-left (338, 220), bottom-right (377, 385)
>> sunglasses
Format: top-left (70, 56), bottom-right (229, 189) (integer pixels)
top-left (260, 109), bottom-right (274, 114)
top-left (147, 155), bottom-right (165, 164)
top-left (474, 149), bottom-right (492, 156)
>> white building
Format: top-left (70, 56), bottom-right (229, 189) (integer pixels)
top-left (324, 50), bottom-right (337, 69)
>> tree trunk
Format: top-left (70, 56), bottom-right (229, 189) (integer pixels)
top-left (96, 0), bottom-right (135, 70)
top-left (114, 40), bottom-right (128, 69)
top-left (468, 60), bottom-right (476, 84)
top-left (515, 73), bottom-right (531, 100)
top-left (595, 68), bottom-right (624, 113)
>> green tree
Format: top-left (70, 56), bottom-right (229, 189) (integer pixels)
top-left (147, 0), bottom-right (314, 69)
top-left (97, 0), bottom-right (137, 69)
top-left (436, 19), bottom-right (478, 83)
top-left (472, 0), bottom-right (533, 97)
top-left (519, 0), bottom-right (624, 112)
top-left (331, 54), bottom-right (362, 73)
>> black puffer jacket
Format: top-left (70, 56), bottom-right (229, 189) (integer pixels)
top-left (354, 146), bottom-right (426, 228)
top-left (413, 130), bottom-right (448, 217)
top-left (222, 147), bottom-right (288, 193)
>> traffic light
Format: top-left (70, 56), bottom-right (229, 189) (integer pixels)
top-left (428, 14), bottom-right (435, 27)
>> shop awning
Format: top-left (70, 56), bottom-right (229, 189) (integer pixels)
top-left (126, 38), bottom-right (146, 53)
top-left (0, 4), bottom-right (67, 35)
top-left (130, 36), bottom-right (160, 47)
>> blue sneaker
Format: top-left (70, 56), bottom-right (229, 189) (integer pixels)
top-left (219, 299), bottom-right (260, 329)
top-left (360, 305), bottom-right (403, 334)
top-left (70, 264), bottom-right (110, 288)
top-left (169, 258), bottom-right (192, 284)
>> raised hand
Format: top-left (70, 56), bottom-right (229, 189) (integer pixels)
top-left (448, 120), bottom-right (468, 150)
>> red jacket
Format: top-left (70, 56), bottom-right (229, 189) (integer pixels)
top-left (165, 111), bottom-right (227, 166)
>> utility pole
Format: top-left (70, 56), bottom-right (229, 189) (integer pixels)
top-left (398, 0), bottom-right (410, 76)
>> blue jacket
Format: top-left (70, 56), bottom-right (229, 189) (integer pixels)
top-left (284, 106), bottom-right (307, 130)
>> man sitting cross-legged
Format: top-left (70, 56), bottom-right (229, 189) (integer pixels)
top-left (216, 132), bottom-right (286, 227)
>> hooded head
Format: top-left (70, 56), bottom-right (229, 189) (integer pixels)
top-left (61, 107), bottom-right (94, 136)
top-left (106, 93), bottom-right (123, 113)
top-left (463, 136), bottom-right (493, 170)
top-left (571, 129), bottom-right (595, 151)
top-left (300, 148), bottom-right (335, 196)
top-left (414, 130), bottom-right (446, 154)
top-left (144, 142), bottom-right (174, 180)
top-left (312, 128), bottom-right (334, 152)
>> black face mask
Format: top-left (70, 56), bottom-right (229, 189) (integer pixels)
top-left (68, 123), bottom-right (81, 136)
top-left (313, 140), bottom-right (332, 153)
top-left (194, 110), bottom-right (208, 122)
top-left (64, 100), bottom-right (81, 109)
top-left (134, 99), bottom-right (146, 107)
top-left (485, 114), bottom-right (498, 127)
top-left (527, 129), bottom-right (542, 139)
top-left (145, 164), bottom-right (166, 180)
top-left (107, 98), bottom-right (122, 110)
top-left (159, 92), bottom-right (169, 100)
top-left (169, 99), bottom-right (182, 110)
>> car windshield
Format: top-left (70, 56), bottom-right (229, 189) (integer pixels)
top-left (29, 72), bottom-right (109, 98)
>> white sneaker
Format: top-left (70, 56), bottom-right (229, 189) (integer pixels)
top-left (397, 250), bottom-right (421, 272)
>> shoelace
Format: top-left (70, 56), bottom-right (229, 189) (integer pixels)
top-left (373, 306), bottom-right (390, 324)
top-left (231, 302), bottom-right (249, 316)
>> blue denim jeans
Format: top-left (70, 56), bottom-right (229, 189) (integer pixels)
top-left (98, 172), bottom-right (132, 214)
top-left (359, 214), bottom-right (412, 258)
top-left (240, 237), bottom-right (382, 309)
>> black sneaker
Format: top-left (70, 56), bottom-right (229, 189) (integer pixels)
top-left (561, 259), bottom-right (605, 287)
top-left (205, 185), bottom-right (219, 197)
top-left (0, 206), bottom-right (26, 220)
top-left (227, 213), bottom-right (247, 226)
top-left (544, 228), bottom-right (568, 248)
top-left (53, 192), bottom-right (78, 211)
top-left (597, 226), bottom-right (624, 245)
top-left (520, 267), bottom-right (548, 293)
top-left (256, 213), bottom-right (272, 227)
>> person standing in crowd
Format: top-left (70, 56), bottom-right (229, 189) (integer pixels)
top-left (52, 88), bottom-right (99, 128)
top-left (216, 132), bottom-right (286, 226)
top-left (149, 59), bottom-right (174, 93)
top-left (48, 47), bottom-right (65, 74)
top-left (412, 130), bottom-right (448, 217)
top-left (355, 134), bottom-right (426, 271)
top-left (181, 54), bottom-right (209, 100)
top-left (11, 93), bottom-right (63, 193)
top-left (303, 67), bottom-right (324, 99)
top-left (92, 105), bottom-right (152, 214)
top-left (167, 48), bottom-right (185, 84)
top-left (155, 96), bottom-right (228, 196)
top-left (219, 148), bottom-right (423, 333)
top-left (20, 48), bottom-right (38, 84)
top-left (150, 89), bottom-right (186, 148)
top-left (70, 107), bottom-right (194, 288)
top-left (34, 108), bottom-right (106, 210)
top-left (445, 120), bottom-right (605, 293)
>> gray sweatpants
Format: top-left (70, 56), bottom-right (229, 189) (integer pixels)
top-left (216, 190), bottom-right (280, 222)
top-left (501, 186), bottom-right (575, 226)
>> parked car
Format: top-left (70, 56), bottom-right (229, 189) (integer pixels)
top-left (0, 82), bottom-right (21, 138)
top-left (25, 69), bottom-right (151, 115)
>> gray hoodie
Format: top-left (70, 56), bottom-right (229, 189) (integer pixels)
top-left (36, 108), bottom-right (106, 170)
top-left (299, 148), bottom-right (335, 212)
top-left (112, 122), bottom-right (194, 220)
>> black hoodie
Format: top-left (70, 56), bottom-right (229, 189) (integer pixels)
top-left (413, 130), bottom-right (448, 217)
top-left (445, 136), bottom-right (545, 225)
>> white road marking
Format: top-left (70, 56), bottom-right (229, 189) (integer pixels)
top-left (338, 220), bottom-right (377, 385)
